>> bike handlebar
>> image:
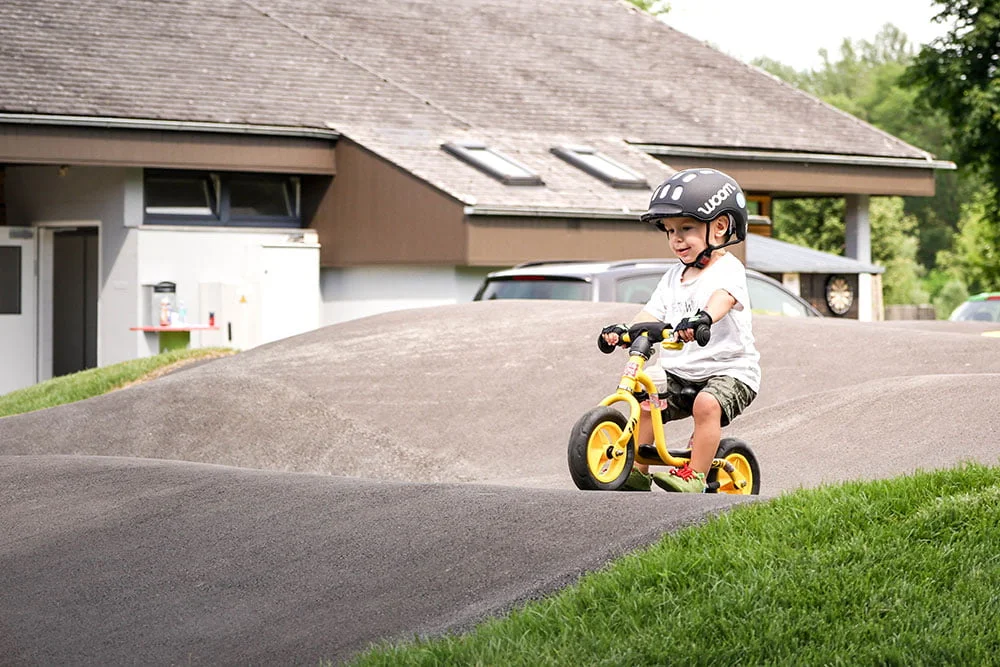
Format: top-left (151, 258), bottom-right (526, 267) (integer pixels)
top-left (598, 323), bottom-right (711, 355)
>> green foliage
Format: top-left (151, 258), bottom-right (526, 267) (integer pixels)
top-left (352, 465), bottom-right (1000, 666)
top-left (936, 185), bottom-right (1000, 292)
top-left (905, 0), bottom-right (1000, 195)
top-left (931, 275), bottom-right (970, 318)
top-left (626, 0), bottom-right (669, 16)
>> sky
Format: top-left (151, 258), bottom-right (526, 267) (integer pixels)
top-left (661, 0), bottom-right (949, 71)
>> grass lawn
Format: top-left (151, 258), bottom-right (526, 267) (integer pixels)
top-left (0, 347), bottom-right (234, 418)
top-left (351, 464), bottom-right (1000, 666)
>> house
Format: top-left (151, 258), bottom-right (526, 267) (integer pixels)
top-left (0, 0), bottom-right (954, 395)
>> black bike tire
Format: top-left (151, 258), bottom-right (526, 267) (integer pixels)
top-left (706, 437), bottom-right (761, 495)
top-left (567, 406), bottom-right (636, 491)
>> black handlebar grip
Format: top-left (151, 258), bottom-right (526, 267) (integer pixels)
top-left (597, 334), bottom-right (616, 354)
top-left (694, 324), bottom-right (711, 347)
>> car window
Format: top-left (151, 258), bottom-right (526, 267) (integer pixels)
top-left (614, 274), bottom-right (662, 304)
top-left (477, 278), bottom-right (592, 301)
top-left (951, 300), bottom-right (1000, 322)
top-left (747, 276), bottom-right (811, 317)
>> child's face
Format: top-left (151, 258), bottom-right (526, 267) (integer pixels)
top-left (660, 216), bottom-right (728, 265)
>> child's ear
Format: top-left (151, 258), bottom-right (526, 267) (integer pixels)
top-left (712, 215), bottom-right (729, 241)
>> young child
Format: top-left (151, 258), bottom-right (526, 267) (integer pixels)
top-left (600, 168), bottom-right (761, 493)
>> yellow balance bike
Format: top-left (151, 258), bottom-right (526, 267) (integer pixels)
top-left (567, 324), bottom-right (760, 494)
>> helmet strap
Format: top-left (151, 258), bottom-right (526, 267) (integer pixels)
top-left (681, 214), bottom-right (739, 268)
top-left (680, 220), bottom-right (717, 269)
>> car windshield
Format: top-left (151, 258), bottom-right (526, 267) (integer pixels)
top-left (614, 275), bottom-right (661, 304)
top-left (477, 277), bottom-right (592, 301)
top-left (746, 277), bottom-right (813, 317)
top-left (950, 299), bottom-right (1000, 322)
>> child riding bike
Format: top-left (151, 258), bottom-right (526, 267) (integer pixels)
top-left (600, 168), bottom-right (761, 493)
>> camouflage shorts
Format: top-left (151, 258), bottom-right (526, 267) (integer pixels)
top-left (643, 369), bottom-right (756, 427)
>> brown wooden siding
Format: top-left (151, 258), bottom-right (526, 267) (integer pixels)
top-left (314, 139), bottom-right (466, 267)
top-left (466, 217), bottom-right (746, 266)
top-left (0, 168), bottom-right (5, 225)
top-left (661, 157), bottom-right (937, 197)
top-left (0, 124), bottom-right (335, 174)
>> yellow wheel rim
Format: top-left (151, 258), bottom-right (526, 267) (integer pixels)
top-left (586, 421), bottom-right (628, 484)
top-left (717, 453), bottom-right (754, 495)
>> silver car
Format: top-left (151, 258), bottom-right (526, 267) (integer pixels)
top-left (473, 259), bottom-right (823, 317)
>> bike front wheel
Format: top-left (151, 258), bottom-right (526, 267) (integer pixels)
top-left (706, 437), bottom-right (760, 495)
top-left (567, 406), bottom-right (635, 490)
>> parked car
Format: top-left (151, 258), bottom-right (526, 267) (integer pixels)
top-left (473, 259), bottom-right (823, 317)
top-left (948, 293), bottom-right (1000, 322)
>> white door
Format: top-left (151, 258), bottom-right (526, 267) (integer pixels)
top-left (0, 227), bottom-right (37, 395)
top-left (260, 242), bottom-right (320, 344)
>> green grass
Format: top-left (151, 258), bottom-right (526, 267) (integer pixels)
top-left (352, 464), bottom-right (1000, 666)
top-left (0, 347), bottom-right (234, 418)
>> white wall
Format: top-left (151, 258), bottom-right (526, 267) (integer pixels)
top-left (5, 165), bottom-right (139, 370)
top-left (136, 227), bottom-right (320, 352)
top-left (320, 265), bottom-right (495, 325)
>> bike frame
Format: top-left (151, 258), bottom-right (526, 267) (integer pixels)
top-left (598, 335), bottom-right (750, 486)
top-left (598, 342), bottom-right (686, 469)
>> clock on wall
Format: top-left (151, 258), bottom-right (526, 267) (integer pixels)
top-left (825, 275), bottom-right (854, 316)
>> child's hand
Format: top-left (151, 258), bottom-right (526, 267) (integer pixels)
top-left (674, 310), bottom-right (713, 345)
top-left (598, 323), bottom-right (628, 352)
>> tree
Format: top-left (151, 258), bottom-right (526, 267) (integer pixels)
top-left (627, 0), bottom-right (670, 16)
top-left (936, 185), bottom-right (1000, 292)
top-left (905, 0), bottom-right (1000, 195)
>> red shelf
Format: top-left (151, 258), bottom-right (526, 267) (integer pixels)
top-left (130, 325), bottom-right (221, 332)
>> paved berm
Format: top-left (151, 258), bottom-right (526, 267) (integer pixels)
top-left (2, 301), bottom-right (999, 664)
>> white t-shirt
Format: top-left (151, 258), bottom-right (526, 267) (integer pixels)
top-left (643, 253), bottom-right (761, 392)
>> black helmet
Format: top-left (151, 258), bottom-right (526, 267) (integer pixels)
top-left (641, 168), bottom-right (748, 267)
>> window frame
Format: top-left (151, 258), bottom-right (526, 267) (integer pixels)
top-left (550, 145), bottom-right (648, 189)
top-left (143, 170), bottom-right (303, 228)
top-left (143, 171), bottom-right (220, 225)
top-left (442, 142), bottom-right (544, 186)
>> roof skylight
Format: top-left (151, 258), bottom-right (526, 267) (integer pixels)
top-left (551, 145), bottom-right (648, 189)
top-left (442, 142), bottom-right (543, 186)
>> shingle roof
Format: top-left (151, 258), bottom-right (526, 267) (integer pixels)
top-left (746, 233), bottom-right (885, 274)
top-left (0, 0), bottom-right (938, 213)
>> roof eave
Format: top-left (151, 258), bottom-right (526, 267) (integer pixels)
top-left (465, 204), bottom-right (642, 221)
top-left (0, 112), bottom-right (340, 140)
top-left (632, 144), bottom-right (956, 171)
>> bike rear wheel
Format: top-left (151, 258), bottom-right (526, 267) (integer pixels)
top-left (567, 407), bottom-right (635, 490)
top-left (706, 437), bottom-right (760, 495)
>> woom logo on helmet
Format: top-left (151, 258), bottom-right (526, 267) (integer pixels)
top-left (696, 182), bottom-right (736, 218)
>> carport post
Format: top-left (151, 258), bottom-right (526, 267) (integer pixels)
top-left (844, 194), bottom-right (871, 265)
top-left (845, 195), bottom-right (874, 321)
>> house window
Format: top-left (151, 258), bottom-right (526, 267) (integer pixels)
top-left (144, 173), bottom-right (218, 219)
top-left (144, 171), bottom-right (302, 227)
top-left (551, 145), bottom-right (648, 189)
top-left (227, 175), bottom-right (300, 226)
top-left (442, 142), bottom-right (543, 185)
top-left (0, 246), bottom-right (21, 314)
top-left (746, 195), bottom-right (771, 217)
